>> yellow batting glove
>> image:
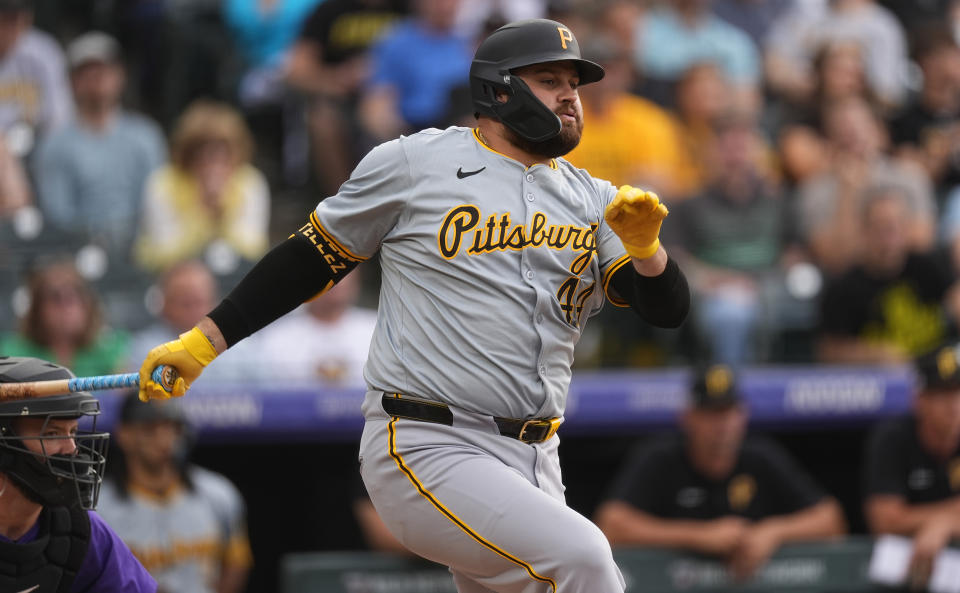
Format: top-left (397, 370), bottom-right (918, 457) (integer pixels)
top-left (138, 327), bottom-right (218, 401)
top-left (604, 185), bottom-right (669, 259)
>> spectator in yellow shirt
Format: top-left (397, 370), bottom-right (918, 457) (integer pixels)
top-left (565, 37), bottom-right (686, 199)
top-left (134, 100), bottom-right (271, 272)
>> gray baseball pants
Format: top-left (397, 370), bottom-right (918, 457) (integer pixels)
top-left (359, 391), bottom-right (626, 593)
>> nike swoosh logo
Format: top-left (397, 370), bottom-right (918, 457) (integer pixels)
top-left (457, 166), bottom-right (485, 179)
top-left (17, 586), bottom-right (40, 593)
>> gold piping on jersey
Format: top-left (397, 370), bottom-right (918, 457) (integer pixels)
top-left (601, 254), bottom-right (632, 307)
top-left (438, 206), bottom-right (597, 270)
top-left (309, 211), bottom-right (367, 262)
top-left (387, 418), bottom-right (558, 592)
top-left (473, 128), bottom-right (558, 170)
top-left (298, 213), bottom-right (366, 283)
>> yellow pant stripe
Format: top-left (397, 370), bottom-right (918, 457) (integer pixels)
top-left (387, 417), bottom-right (557, 592)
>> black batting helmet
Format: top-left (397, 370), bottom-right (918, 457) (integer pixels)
top-left (0, 357), bottom-right (109, 509)
top-left (470, 19), bottom-right (604, 143)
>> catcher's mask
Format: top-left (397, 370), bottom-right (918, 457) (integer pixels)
top-left (0, 356), bottom-right (109, 510)
top-left (470, 19), bottom-right (604, 142)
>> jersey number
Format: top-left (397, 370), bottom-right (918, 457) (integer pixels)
top-left (556, 276), bottom-right (595, 327)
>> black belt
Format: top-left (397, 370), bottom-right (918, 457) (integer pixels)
top-left (380, 394), bottom-right (560, 444)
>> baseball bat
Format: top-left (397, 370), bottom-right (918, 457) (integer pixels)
top-left (0, 366), bottom-right (180, 400)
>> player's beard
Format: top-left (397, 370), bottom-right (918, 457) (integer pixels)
top-left (505, 114), bottom-right (583, 158)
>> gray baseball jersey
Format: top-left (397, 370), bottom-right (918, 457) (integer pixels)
top-left (311, 126), bottom-right (632, 593)
top-left (313, 126), bottom-right (631, 420)
top-left (97, 466), bottom-right (252, 593)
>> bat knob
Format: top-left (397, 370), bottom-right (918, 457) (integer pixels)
top-left (150, 366), bottom-right (180, 393)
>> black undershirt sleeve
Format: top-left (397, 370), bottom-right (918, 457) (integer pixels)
top-left (609, 256), bottom-right (689, 328)
top-left (208, 233), bottom-right (358, 347)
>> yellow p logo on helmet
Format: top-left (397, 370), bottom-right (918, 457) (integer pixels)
top-left (557, 26), bottom-right (573, 49)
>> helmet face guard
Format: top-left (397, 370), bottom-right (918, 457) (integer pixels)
top-left (470, 19), bottom-right (605, 142)
top-left (0, 399), bottom-right (109, 510)
top-left (472, 73), bottom-right (566, 143)
top-left (0, 357), bottom-right (110, 510)
top-left (48, 430), bottom-right (109, 509)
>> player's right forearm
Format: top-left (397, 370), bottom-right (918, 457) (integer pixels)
top-left (196, 317), bottom-right (228, 356)
top-left (207, 229), bottom-right (353, 347)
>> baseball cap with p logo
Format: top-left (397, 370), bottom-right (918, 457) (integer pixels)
top-left (689, 364), bottom-right (743, 409)
top-left (915, 342), bottom-right (960, 392)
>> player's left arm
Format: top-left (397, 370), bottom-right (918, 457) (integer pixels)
top-left (604, 186), bottom-right (689, 328)
top-left (608, 250), bottom-right (688, 328)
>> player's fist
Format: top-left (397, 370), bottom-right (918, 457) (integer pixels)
top-left (138, 327), bottom-right (218, 401)
top-left (604, 185), bottom-right (668, 260)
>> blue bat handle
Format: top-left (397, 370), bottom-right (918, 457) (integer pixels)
top-left (65, 366), bottom-right (175, 392)
top-left (67, 373), bottom-right (139, 392)
top-left (151, 366), bottom-right (171, 388)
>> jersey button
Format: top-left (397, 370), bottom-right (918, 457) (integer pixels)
top-left (536, 314), bottom-right (544, 323)
top-left (526, 174), bottom-right (535, 182)
top-left (526, 193), bottom-right (535, 202)
top-left (525, 270), bottom-right (535, 280)
top-left (539, 365), bottom-right (547, 375)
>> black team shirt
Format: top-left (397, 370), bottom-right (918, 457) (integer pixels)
top-left (864, 415), bottom-right (960, 504)
top-left (605, 435), bottom-right (827, 520)
top-left (299, 0), bottom-right (407, 65)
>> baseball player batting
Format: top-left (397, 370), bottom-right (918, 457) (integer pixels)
top-left (139, 19), bottom-right (689, 592)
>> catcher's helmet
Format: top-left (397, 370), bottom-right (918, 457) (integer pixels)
top-left (0, 357), bottom-right (109, 509)
top-left (470, 19), bottom-right (604, 143)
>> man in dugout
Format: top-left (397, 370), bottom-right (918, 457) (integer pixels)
top-left (864, 341), bottom-right (960, 590)
top-left (595, 364), bottom-right (846, 579)
top-left (97, 392), bottom-right (252, 593)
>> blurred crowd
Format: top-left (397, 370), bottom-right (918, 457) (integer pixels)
top-left (4, 0), bottom-right (960, 374)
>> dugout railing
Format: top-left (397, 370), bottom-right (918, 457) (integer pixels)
top-left (281, 538), bottom-right (890, 593)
